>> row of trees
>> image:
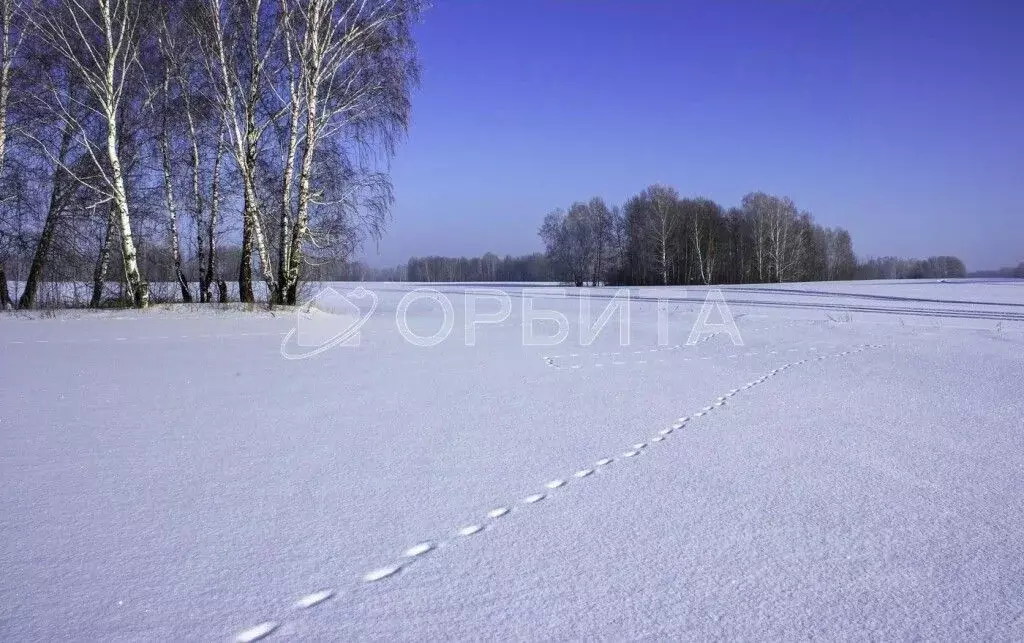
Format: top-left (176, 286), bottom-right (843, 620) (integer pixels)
top-left (290, 186), bottom-right (973, 287)
top-left (405, 253), bottom-right (550, 283)
top-left (333, 186), bottom-right (971, 285)
top-left (856, 256), bottom-right (967, 280)
top-left (968, 262), bottom-right (1024, 279)
top-left (335, 250), bottom-right (966, 286)
top-left (539, 186), bottom-right (859, 286)
top-left (0, 0), bottom-right (423, 310)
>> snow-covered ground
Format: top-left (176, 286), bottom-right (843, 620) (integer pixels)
top-left (2, 279), bottom-right (1023, 640)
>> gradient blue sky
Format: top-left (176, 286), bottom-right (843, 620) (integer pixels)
top-left (361, 0), bottom-right (1023, 271)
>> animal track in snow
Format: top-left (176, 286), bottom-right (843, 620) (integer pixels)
top-left (363, 565), bottom-right (401, 582)
top-left (294, 590), bottom-right (334, 609)
top-left (541, 337), bottom-right (834, 370)
top-left (404, 542), bottom-right (433, 557)
top-left (235, 622), bottom-right (278, 642)
top-left (232, 343), bottom-right (883, 640)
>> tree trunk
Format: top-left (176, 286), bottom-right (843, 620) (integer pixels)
top-left (238, 129), bottom-right (275, 304)
top-left (0, 0), bottom-right (13, 180)
top-left (91, 206), bottom-right (117, 308)
top-left (283, 14), bottom-right (322, 306)
top-left (199, 123), bottom-right (226, 304)
top-left (275, 41), bottom-right (301, 305)
top-left (661, 237), bottom-right (668, 286)
top-left (0, 264), bottom-right (11, 309)
top-left (238, 1), bottom-right (276, 305)
top-left (285, 115), bottom-right (316, 305)
top-left (206, 126), bottom-right (224, 304)
top-left (19, 121), bottom-right (74, 309)
top-left (19, 185), bottom-right (63, 309)
top-left (159, 82), bottom-right (192, 303)
top-left (237, 149), bottom-right (261, 305)
top-left (184, 94), bottom-right (205, 302)
top-left (238, 212), bottom-right (254, 303)
top-left (0, 0), bottom-right (13, 310)
top-left (249, 189), bottom-right (275, 301)
top-left (196, 203), bottom-right (207, 303)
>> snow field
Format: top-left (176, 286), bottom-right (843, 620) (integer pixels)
top-left (1, 280), bottom-right (1022, 640)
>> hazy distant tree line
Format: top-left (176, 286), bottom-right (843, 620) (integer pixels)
top-left (405, 253), bottom-right (551, 282)
top-left (967, 262), bottom-right (1024, 279)
top-left (0, 0), bottom-right (424, 310)
top-left (305, 253), bottom-right (551, 283)
top-left (855, 256), bottom-right (967, 280)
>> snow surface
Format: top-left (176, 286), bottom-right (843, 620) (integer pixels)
top-left (2, 279), bottom-right (1023, 640)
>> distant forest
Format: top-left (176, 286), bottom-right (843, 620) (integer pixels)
top-left (967, 263), bottom-right (1024, 279)
top-left (346, 186), bottom-right (972, 285)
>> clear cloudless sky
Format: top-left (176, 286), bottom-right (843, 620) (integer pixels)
top-left (360, 0), bottom-right (1023, 271)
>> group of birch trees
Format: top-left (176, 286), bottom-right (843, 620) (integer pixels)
top-left (0, 0), bottom-right (423, 309)
top-left (540, 185), bottom-right (859, 286)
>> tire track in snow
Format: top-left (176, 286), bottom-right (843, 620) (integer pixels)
top-left (231, 343), bottom-right (884, 641)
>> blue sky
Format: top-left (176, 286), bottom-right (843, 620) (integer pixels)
top-left (363, 0), bottom-right (1023, 270)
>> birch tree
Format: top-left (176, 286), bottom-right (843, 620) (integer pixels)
top-left (0, 0), bottom-right (21, 308)
top-left (766, 195), bottom-right (801, 282)
top-left (152, 20), bottom-right (192, 302)
top-left (587, 197), bottom-right (614, 286)
top-left (26, 0), bottom-right (149, 307)
top-left (198, 0), bottom-right (278, 303)
top-left (279, 0), bottom-right (423, 304)
top-left (690, 198), bottom-right (721, 285)
top-left (741, 192), bottom-right (770, 282)
top-left (645, 184), bottom-right (679, 285)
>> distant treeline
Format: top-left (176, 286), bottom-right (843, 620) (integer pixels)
top-left (344, 186), bottom-right (970, 285)
top-left (537, 187), bottom-right (859, 286)
top-left (968, 262), bottom-right (1024, 279)
top-left (341, 253), bottom-right (969, 285)
top-left (856, 256), bottom-right (967, 280)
